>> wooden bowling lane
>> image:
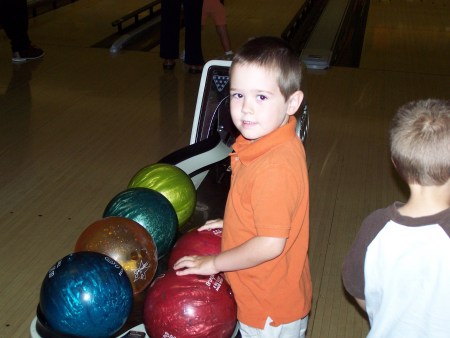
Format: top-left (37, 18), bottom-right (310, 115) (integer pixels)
top-left (26, 0), bottom-right (153, 48)
top-left (0, 0), bottom-right (449, 337)
top-left (360, 0), bottom-right (450, 74)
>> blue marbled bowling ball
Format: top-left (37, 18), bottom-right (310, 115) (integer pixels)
top-left (39, 251), bottom-right (133, 338)
top-left (103, 187), bottom-right (178, 258)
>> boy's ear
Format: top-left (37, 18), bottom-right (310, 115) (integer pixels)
top-left (287, 90), bottom-right (304, 116)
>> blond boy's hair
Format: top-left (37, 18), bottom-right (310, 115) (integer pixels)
top-left (390, 99), bottom-right (450, 186)
top-left (230, 36), bottom-right (302, 101)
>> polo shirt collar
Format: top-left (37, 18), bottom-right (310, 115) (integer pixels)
top-left (232, 116), bottom-right (297, 165)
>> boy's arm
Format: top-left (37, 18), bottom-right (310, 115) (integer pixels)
top-left (342, 208), bottom-right (391, 313)
top-left (173, 235), bottom-right (287, 276)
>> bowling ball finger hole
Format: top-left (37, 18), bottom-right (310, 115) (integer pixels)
top-left (130, 251), bottom-right (139, 260)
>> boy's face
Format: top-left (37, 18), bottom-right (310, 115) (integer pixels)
top-left (229, 64), bottom-right (302, 141)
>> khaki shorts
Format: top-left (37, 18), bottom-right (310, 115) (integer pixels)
top-left (239, 316), bottom-right (309, 338)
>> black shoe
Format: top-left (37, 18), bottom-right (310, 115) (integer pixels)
top-left (12, 45), bottom-right (44, 63)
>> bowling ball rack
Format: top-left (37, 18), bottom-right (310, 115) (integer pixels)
top-left (30, 61), bottom-right (236, 338)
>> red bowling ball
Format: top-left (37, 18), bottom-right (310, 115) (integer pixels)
top-left (168, 228), bottom-right (222, 267)
top-left (143, 269), bottom-right (237, 338)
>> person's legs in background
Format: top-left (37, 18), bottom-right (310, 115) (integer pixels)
top-left (183, 0), bottom-right (204, 73)
top-left (160, 0), bottom-right (182, 69)
top-left (209, 0), bottom-right (232, 56)
top-left (215, 25), bottom-right (232, 57)
top-left (0, 0), bottom-right (44, 63)
top-left (202, 0), bottom-right (232, 59)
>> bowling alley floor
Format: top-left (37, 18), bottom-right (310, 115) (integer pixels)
top-left (1, 0), bottom-right (449, 337)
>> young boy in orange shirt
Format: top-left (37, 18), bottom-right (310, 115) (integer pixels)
top-left (174, 36), bottom-right (312, 338)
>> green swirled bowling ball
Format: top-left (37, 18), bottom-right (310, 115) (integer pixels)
top-left (103, 188), bottom-right (177, 258)
top-left (128, 163), bottom-right (196, 227)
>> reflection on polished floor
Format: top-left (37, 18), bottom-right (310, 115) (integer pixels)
top-left (1, 0), bottom-right (449, 337)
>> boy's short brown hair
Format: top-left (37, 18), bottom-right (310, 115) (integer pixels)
top-left (230, 36), bottom-right (302, 101)
top-left (390, 99), bottom-right (450, 186)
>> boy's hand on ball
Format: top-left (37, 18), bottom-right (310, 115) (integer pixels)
top-left (198, 219), bottom-right (223, 231)
top-left (173, 255), bottom-right (219, 276)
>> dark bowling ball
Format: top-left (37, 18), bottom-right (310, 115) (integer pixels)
top-left (143, 269), bottom-right (237, 338)
top-left (39, 252), bottom-right (133, 338)
top-left (168, 228), bottom-right (222, 267)
top-left (74, 216), bottom-right (158, 294)
top-left (103, 187), bottom-right (178, 258)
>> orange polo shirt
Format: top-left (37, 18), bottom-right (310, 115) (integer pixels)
top-left (222, 116), bottom-right (312, 329)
